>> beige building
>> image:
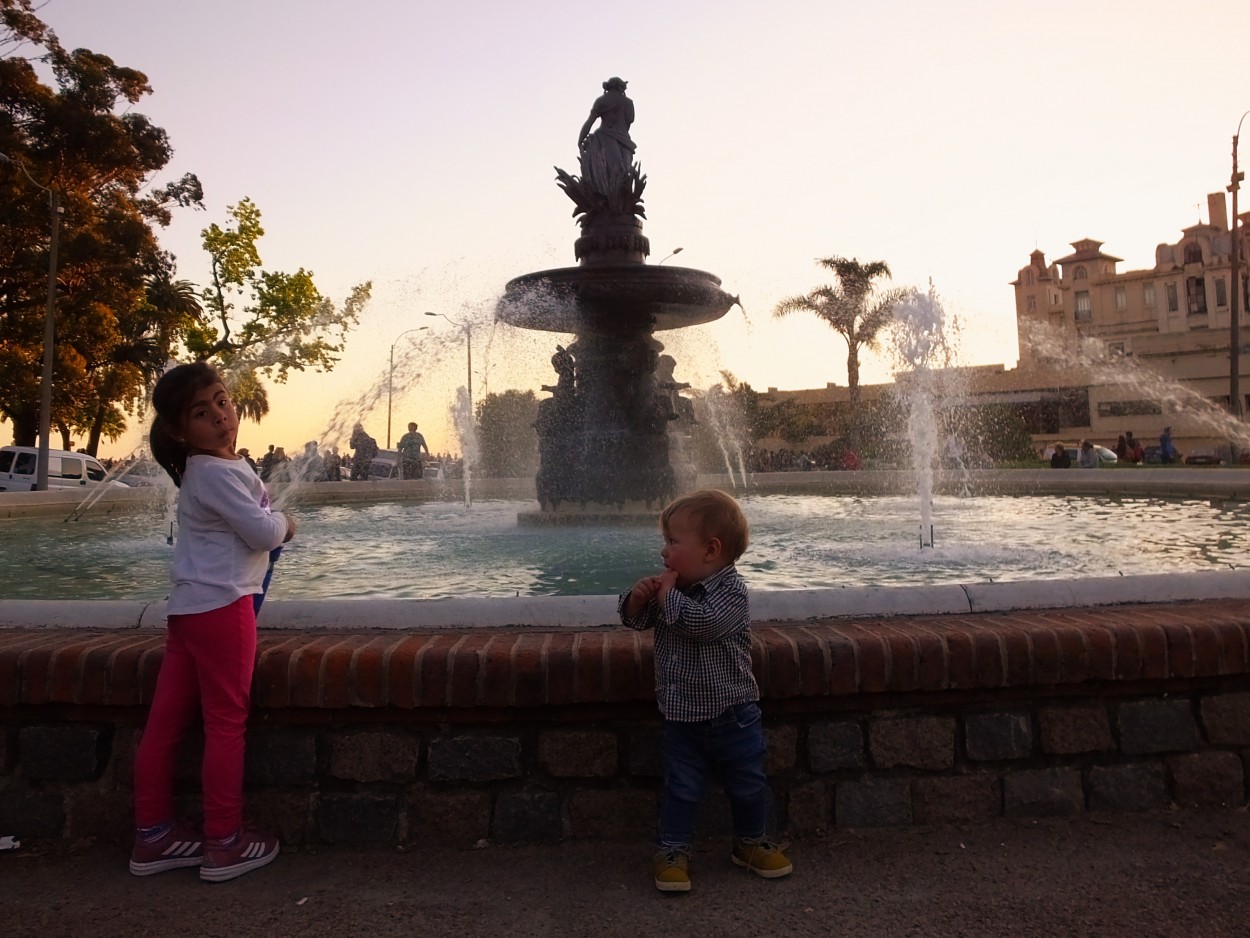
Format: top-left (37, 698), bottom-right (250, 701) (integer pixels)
top-left (760, 191), bottom-right (1249, 460)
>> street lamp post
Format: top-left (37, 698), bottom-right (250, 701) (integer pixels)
top-left (424, 311), bottom-right (472, 410)
top-left (1231, 111), bottom-right (1249, 425)
top-left (0, 152), bottom-right (63, 491)
top-left (657, 246), bottom-right (684, 265)
top-left (386, 326), bottom-right (429, 448)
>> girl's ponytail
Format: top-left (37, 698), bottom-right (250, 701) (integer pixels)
top-left (150, 361), bottom-right (223, 489)
top-left (150, 414), bottom-right (188, 488)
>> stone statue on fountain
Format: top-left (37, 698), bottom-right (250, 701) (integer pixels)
top-left (555, 77), bottom-right (649, 263)
top-left (535, 344), bottom-right (582, 511)
top-left (576, 77), bottom-right (636, 205)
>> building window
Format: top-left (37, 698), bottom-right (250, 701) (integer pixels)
top-left (1183, 242), bottom-right (1203, 265)
top-left (1051, 292), bottom-right (1061, 306)
top-left (1166, 282), bottom-right (1178, 312)
top-left (1026, 296), bottom-right (1037, 312)
top-left (1114, 286), bottom-right (1127, 310)
top-left (1143, 283), bottom-right (1156, 306)
top-left (1186, 277), bottom-right (1207, 315)
top-left (1215, 277), bottom-right (1227, 307)
top-left (1096, 399), bottom-right (1163, 418)
top-left (1025, 271), bottom-right (1035, 286)
top-left (1074, 265), bottom-right (1088, 280)
top-left (1075, 291), bottom-right (1092, 321)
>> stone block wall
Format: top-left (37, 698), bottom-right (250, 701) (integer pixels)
top-left (1, 599), bottom-right (1249, 847)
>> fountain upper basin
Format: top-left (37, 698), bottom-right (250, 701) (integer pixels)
top-left (496, 265), bottom-right (736, 334)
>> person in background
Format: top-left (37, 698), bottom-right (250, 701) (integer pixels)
top-left (131, 362), bottom-right (294, 883)
top-left (1125, 432), bottom-right (1145, 464)
top-left (1159, 426), bottom-right (1178, 464)
top-left (1049, 443), bottom-right (1071, 469)
top-left (297, 441), bottom-right (324, 482)
top-left (237, 448), bottom-right (258, 474)
top-left (268, 446), bottom-right (292, 483)
top-left (323, 445), bottom-right (342, 482)
top-left (258, 444), bottom-right (277, 481)
top-left (397, 422), bottom-right (430, 479)
top-left (349, 423), bottom-right (378, 480)
top-left (620, 489), bottom-right (792, 893)
top-left (1077, 440), bottom-right (1100, 468)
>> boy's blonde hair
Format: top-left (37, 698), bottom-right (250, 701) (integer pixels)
top-left (660, 489), bottom-right (750, 562)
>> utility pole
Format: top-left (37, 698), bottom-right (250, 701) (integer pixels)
top-left (1231, 114), bottom-right (1247, 427)
top-left (1, 153), bottom-right (64, 491)
top-left (37, 188), bottom-right (62, 491)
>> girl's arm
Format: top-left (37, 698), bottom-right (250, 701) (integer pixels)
top-left (203, 466), bottom-right (289, 551)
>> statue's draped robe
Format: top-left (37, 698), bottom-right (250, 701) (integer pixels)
top-left (580, 92), bottom-right (636, 198)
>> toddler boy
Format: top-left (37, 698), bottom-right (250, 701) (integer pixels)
top-left (620, 489), bottom-right (792, 892)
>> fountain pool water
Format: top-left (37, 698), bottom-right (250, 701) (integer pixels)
top-left (4, 492), bottom-right (1246, 602)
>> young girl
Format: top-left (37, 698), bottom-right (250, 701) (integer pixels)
top-left (130, 362), bottom-right (295, 882)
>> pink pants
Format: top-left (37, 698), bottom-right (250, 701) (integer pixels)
top-left (133, 595), bottom-right (256, 839)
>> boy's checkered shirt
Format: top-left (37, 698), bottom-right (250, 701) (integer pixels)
top-left (619, 563), bottom-right (758, 721)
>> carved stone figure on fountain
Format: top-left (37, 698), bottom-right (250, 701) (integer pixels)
top-left (555, 77), bottom-right (649, 264)
top-left (577, 77), bottom-right (635, 203)
top-left (656, 354), bottom-right (698, 494)
top-left (656, 354), bottom-right (696, 426)
top-left (535, 344), bottom-right (584, 510)
top-left (547, 344), bottom-right (576, 397)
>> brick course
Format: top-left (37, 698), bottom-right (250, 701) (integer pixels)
top-left (1, 598), bottom-right (1249, 848)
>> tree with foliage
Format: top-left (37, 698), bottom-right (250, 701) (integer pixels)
top-left (186, 198), bottom-right (371, 421)
top-left (756, 398), bottom-right (827, 447)
top-left (475, 389), bottom-right (539, 477)
top-left (773, 256), bottom-right (908, 415)
top-left (68, 260), bottom-right (204, 452)
top-left (0, 0), bottom-right (204, 451)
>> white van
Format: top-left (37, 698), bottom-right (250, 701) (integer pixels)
top-left (0, 445), bottom-right (122, 492)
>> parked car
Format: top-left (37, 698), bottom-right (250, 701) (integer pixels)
top-left (0, 445), bottom-right (126, 491)
top-left (1041, 443), bottom-right (1118, 465)
top-left (1183, 448), bottom-right (1222, 466)
top-left (368, 450), bottom-right (443, 480)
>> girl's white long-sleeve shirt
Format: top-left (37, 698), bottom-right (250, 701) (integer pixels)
top-left (168, 454), bottom-right (289, 616)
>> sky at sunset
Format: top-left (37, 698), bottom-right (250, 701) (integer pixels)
top-left (28, 0), bottom-right (1250, 459)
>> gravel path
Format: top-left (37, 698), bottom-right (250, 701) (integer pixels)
top-left (5, 810), bottom-right (1249, 937)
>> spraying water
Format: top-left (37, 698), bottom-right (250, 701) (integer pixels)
top-left (451, 386), bottom-right (478, 507)
top-left (1022, 321), bottom-right (1250, 450)
top-left (697, 382), bottom-right (750, 489)
top-left (890, 281), bottom-right (962, 548)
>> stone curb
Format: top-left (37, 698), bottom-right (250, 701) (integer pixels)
top-left (2, 570), bottom-right (1249, 631)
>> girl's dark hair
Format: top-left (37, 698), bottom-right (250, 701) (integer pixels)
top-left (150, 362), bottom-right (223, 488)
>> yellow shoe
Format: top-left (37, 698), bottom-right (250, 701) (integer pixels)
top-left (653, 848), bottom-right (691, 892)
top-left (732, 838), bottom-right (793, 879)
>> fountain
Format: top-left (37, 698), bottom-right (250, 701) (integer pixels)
top-left (496, 78), bottom-right (736, 519)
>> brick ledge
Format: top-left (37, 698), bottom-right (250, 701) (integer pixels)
top-left (1, 599), bottom-right (1247, 711)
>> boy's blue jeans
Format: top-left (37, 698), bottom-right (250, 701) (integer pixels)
top-left (658, 702), bottom-right (769, 849)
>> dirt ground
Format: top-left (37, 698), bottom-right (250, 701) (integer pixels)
top-left (4, 810), bottom-right (1249, 938)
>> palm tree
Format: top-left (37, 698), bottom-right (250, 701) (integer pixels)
top-left (228, 369), bottom-right (269, 423)
top-left (773, 256), bottom-right (906, 411)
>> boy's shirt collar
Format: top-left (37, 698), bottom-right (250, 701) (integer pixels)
top-left (682, 562), bottom-right (738, 594)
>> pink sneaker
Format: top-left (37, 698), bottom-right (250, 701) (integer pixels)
top-left (199, 827), bottom-right (280, 883)
top-left (129, 822), bottom-right (204, 876)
